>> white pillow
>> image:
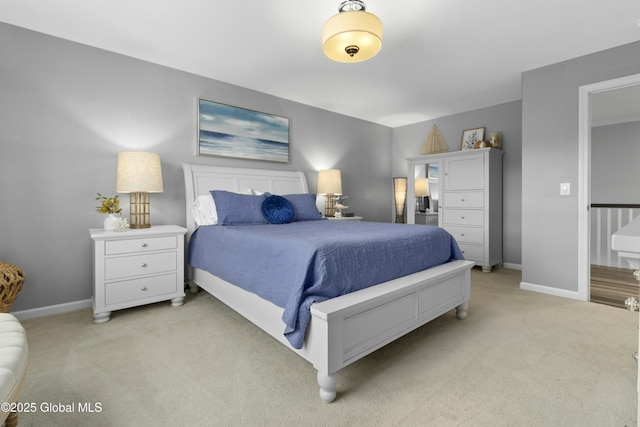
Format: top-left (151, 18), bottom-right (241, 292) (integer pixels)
top-left (191, 195), bottom-right (217, 226)
top-left (191, 189), bottom-right (254, 226)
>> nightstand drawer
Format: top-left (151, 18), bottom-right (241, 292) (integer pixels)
top-left (445, 226), bottom-right (484, 244)
top-left (442, 191), bottom-right (484, 208)
top-left (106, 236), bottom-right (177, 255)
top-left (105, 252), bottom-right (177, 280)
top-left (105, 274), bottom-right (178, 305)
top-left (442, 209), bottom-right (484, 226)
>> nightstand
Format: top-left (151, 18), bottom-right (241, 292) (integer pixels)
top-left (89, 225), bottom-right (187, 323)
top-left (328, 216), bottom-right (363, 221)
top-left (415, 212), bottom-right (438, 226)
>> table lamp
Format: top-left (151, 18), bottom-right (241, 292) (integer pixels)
top-left (116, 151), bottom-right (163, 229)
top-left (415, 178), bottom-right (430, 212)
top-left (317, 169), bottom-right (342, 217)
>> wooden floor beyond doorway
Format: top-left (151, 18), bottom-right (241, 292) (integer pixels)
top-left (590, 265), bottom-right (640, 309)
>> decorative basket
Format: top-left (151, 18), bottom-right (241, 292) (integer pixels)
top-left (0, 262), bottom-right (25, 313)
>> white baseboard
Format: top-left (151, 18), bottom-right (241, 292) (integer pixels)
top-left (502, 262), bottom-right (522, 270)
top-left (519, 281), bottom-right (583, 301)
top-left (11, 299), bottom-right (92, 321)
top-left (9, 265), bottom-right (523, 320)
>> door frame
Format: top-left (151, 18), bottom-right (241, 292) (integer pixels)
top-left (578, 73), bottom-right (640, 301)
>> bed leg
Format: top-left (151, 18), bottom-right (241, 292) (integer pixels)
top-left (5, 410), bottom-right (18, 427)
top-left (317, 371), bottom-right (337, 403)
top-left (456, 302), bottom-right (469, 320)
top-left (187, 281), bottom-right (200, 294)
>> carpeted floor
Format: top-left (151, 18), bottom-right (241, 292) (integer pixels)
top-left (14, 268), bottom-right (638, 426)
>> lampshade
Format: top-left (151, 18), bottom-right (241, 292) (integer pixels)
top-left (393, 177), bottom-right (407, 223)
top-left (415, 178), bottom-right (430, 197)
top-left (322, 1), bottom-right (382, 63)
top-left (116, 152), bottom-right (163, 229)
top-left (317, 169), bottom-right (343, 195)
top-left (116, 152), bottom-right (163, 193)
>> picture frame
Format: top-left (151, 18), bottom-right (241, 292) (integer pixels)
top-left (427, 163), bottom-right (439, 179)
top-left (198, 98), bottom-right (290, 163)
top-left (460, 127), bottom-right (485, 151)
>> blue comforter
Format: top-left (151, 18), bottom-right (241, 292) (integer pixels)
top-left (188, 220), bottom-right (463, 349)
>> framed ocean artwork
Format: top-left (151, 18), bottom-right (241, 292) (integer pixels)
top-left (198, 98), bottom-right (290, 163)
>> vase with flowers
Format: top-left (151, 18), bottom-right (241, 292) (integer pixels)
top-left (96, 193), bottom-right (122, 231)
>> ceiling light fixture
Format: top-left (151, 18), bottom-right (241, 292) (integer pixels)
top-left (322, 0), bottom-right (382, 63)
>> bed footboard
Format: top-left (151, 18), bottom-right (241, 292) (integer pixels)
top-left (307, 259), bottom-right (473, 402)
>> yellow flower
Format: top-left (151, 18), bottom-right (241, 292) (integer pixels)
top-left (95, 193), bottom-right (122, 214)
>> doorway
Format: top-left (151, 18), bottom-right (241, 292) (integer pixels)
top-left (578, 73), bottom-right (640, 303)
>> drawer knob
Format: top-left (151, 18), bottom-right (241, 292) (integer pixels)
top-left (461, 233), bottom-right (465, 237)
top-left (141, 286), bottom-right (148, 291)
top-left (461, 216), bottom-right (465, 219)
top-left (141, 243), bottom-right (148, 248)
top-left (461, 198), bottom-right (465, 202)
top-left (141, 263), bottom-right (147, 268)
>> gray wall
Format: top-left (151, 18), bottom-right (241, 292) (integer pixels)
top-left (591, 121), bottom-right (640, 204)
top-left (0, 23), bottom-right (392, 312)
top-left (522, 41), bottom-right (640, 292)
top-left (391, 101), bottom-right (523, 266)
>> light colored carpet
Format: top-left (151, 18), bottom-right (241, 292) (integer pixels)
top-left (15, 268), bottom-right (637, 426)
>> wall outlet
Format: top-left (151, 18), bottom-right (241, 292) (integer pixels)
top-left (560, 183), bottom-right (571, 196)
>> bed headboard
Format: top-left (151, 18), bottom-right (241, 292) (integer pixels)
top-left (182, 163), bottom-right (309, 238)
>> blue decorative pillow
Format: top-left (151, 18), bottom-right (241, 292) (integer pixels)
top-left (283, 194), bottom-right (324, 221)
top-left (262, 195), bottom-right (294, 224)
top-left (211, 190), bottom-right (269, 225)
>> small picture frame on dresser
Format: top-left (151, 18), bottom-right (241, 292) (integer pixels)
top-left (460, 127), bottom-right (485, 150)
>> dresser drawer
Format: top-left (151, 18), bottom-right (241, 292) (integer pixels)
top-left (457, 243), bottom-right (484, 263)
top-left (442, 191), bottom-right (484, 208)
top-left (442, 209), bottom-right (484, 226)
top-left (105, 252), bottom-right (177, 280)
top-left (105, 274), bottom-right (178, 305)
top-left (445, 226), bottom-right (484, 244)
top-left (106, 236), bottom-right (177, 255)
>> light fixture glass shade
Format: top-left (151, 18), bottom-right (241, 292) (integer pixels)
top-left (393, 177), bottom-right (407, 223)
top-left (116, 152), bottom-right (163, 228)
top-left (322, 10), bottom-right (382, 63)
top-left (318, 169), bottom-right (342, 217)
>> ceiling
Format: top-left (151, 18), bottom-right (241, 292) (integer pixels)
top-left (1, 0), bottom-right (640, 128)
top-left (591, 84), bottom-right (640, 127)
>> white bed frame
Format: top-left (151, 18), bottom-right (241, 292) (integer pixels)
top-left (183, 163), bottom-right (474, 403)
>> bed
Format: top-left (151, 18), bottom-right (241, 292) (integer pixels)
top-left (183, 163), bottom-right (474, 403)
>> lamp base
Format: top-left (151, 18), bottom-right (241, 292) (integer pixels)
top-left (129, 192), bottom-right (152, 229)
top-left (324, 194), bottom-right (336, 217)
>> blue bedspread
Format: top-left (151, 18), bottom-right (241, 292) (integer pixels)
top-left (188, 221), bottom-right (464, 349)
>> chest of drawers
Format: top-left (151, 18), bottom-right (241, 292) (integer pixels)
top-left (90, 225), bottom-right (187, 323)
top-left (407, 148), bottom-right (503, 272)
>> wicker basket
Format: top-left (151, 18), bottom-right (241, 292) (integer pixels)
top-left (0, 262), bottom-right (24, 313)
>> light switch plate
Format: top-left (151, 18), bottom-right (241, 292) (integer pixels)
top-left (560, 183), bottom-right (570, 196)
